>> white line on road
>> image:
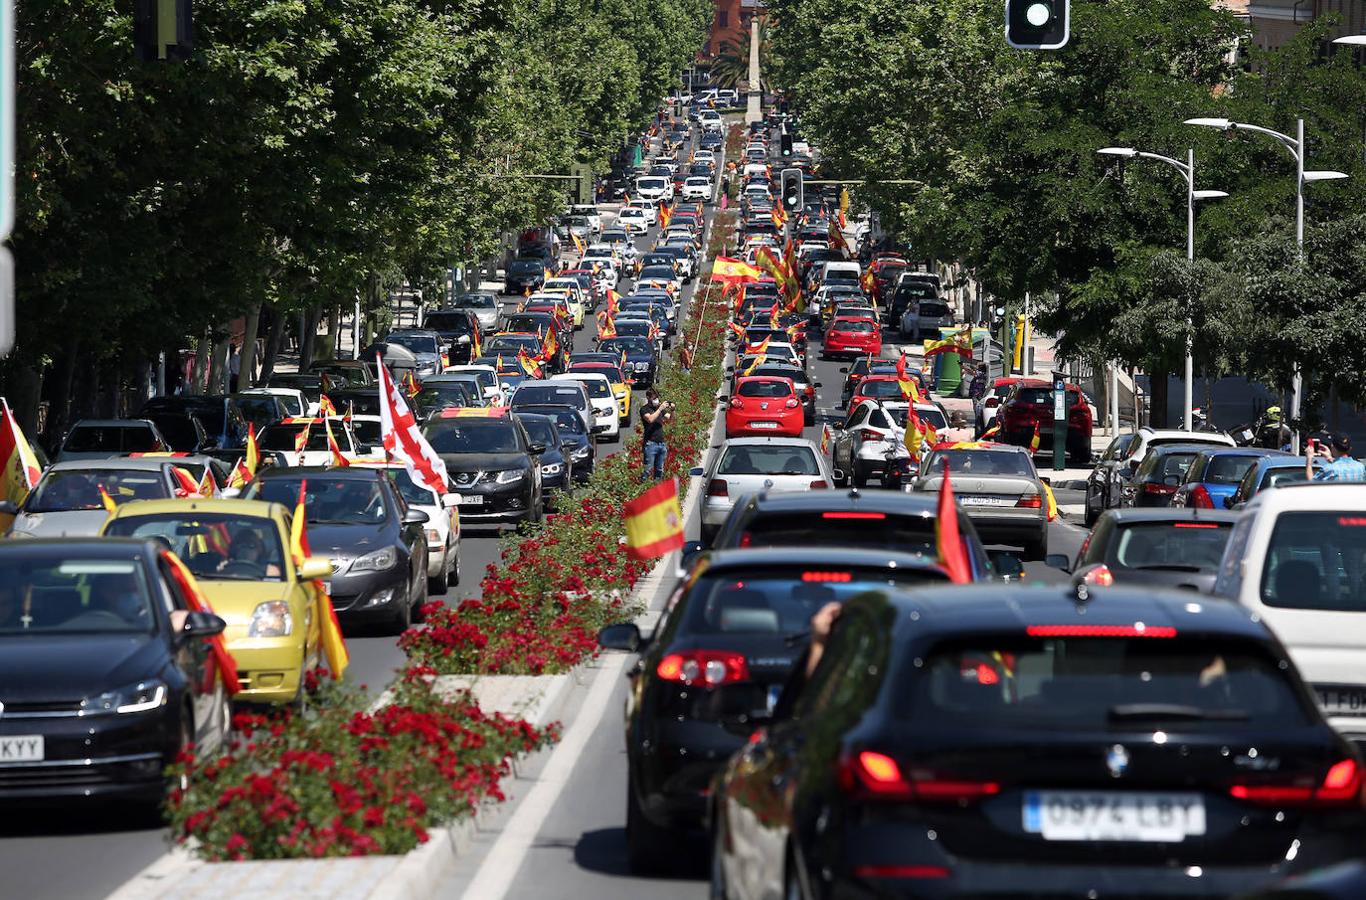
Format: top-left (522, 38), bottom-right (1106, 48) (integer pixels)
top-left (458, 652), bottom-right (628, 900)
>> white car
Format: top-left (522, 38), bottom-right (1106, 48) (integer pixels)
top-left (444, 364), bottom-right (505, 404)
top-left (1211, 483), bottom-right (1366, 742)
top-left (551, 373), bottom-right (620, 442)
top-left (694, 149), bottom-right (716, 165)
top-left (635, 176), bottom-right (671, 203)
top-left (831, 400), bottom-right (948, 488)
top-left (693, 438), bottom-right (834, 542)
top-left (580, 254), bottom-right (622, 289)
top-left (257, 417), bottom-right (360, 467)
top-left (345, 415), bottom-right (386, 460)
top-left (681, 176), bottom-right (714, 202)
top-left (616, 208), bottom-right (649, 235)
top-left (699, 112), bottom-right (723, 132)
top-left (239, 387), bottom-right (307, 418)
top-left (567, 204), bottom-right (602, 235)
top-left (370, 462), bottom-right (462, 592)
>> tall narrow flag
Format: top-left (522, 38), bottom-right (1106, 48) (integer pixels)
top-left (517, 349), bottom-right (543, 379)
top-left (325, 418), bottom-right (350, 467)
top-left (319, 394), bottom-right (337, 417)
top-left (624, 479), bottom-right (685, 560)
top-left (172, 466), bottom-right (200, 497)
top-left (377, 356), bottom-right (452, 498)
top-left (820, 424), bottom-right (831, 456)
top-left (1029, 422), bottom-right (1041, 455)
top-left (294, 420), bottom-right (312, 454)
top-left (289, 480), bottom-right (349, 678)
top-left (896, 353), bottom-right (922, 402)
top-left (936, 460), bottom-right (971, 584)
top-left (98, 484), bottom-right (117, 514)
top-left (245, 423), bottom-right (260, 477)
top-left (0, 400), bottom-right (42, 530)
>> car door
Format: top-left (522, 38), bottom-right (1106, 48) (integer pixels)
top-left (834, 405), bottom-right (869, 473)
top-left (157, 556), bottom-right (220, 750)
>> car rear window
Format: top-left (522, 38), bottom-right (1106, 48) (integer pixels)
top-left (1263, 467), bottom-right (1311, 490)
top-left (934, 449), bottom-right (1033, 477)
top-left (834, 319), bottom-right (874, 334)
top-left (1260, 512), bottom-right (1366, 612)
top-left (513, 385), bottom-right (586, 408)
top-left (905, 637), bottom-right (1310, 731)
top-left (64, 424), bottom-right (161, 453)
top-left (1203, 454), bottom-right (1261, 485)
top-left (718, 445), bottom-right (819, 476)
top-left (29, 469), bottom-right (170, 512)
top-left (1140, 451), bottom-right (1199, 480)
top-left (1107, 521), bottom-right (1233, 571)
top-left (857, 380), bottom-right (902, 399)
top-left (737, 380), bottom-right (793, 398)
top-left (734, 511), bottom-right (938, 556)
top-left (917, 302), bottom-right (951, 318)
top-left (683, 568), bottom-right (947, 636)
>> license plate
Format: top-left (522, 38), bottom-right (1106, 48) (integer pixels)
top-left (961, 495), bottom-right (1014, 507)
top-left (456, 495), bottom-right (484, 506)
top-left (766, 684), bottom-right (783, 712)
top-left (1023, 790), bottom-right (1205, 842)
top-left (750, 422), bottom-right (780, 429)
top-left (1316, 685), bottom-right (1366, 715)
top-left (0, 735), bottom-right (44, 763)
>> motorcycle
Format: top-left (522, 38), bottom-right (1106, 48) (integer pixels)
top-left (882, 448), bottom-right (918, 491)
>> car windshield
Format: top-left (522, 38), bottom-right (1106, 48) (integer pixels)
top-left (517, 406), bottom-right (586, 435)
top-left (598, 338), bottom-right (650, 355)
top-left (1108, 520), bottom-right (1233, 571)
top-left (1202, 454), bottom-right (1261, 485)
top-left (0, 557), bottom-right (155, 635)
top-left (718, 445), bottom-right (819, 476)
top-left (509, 260), bottom-right (542, 274)
top-left (857, 380), bottom-right (902, 399)
top-left (897, 284), bottom-right (938, 300)
top-left (422, 313), bottom-right (472, 334)
top-left (386, 333), bottom-right (439, 354)
top-left (258, 422), bottom-right (348, 452)
top-left (561, 378), bottom-right (610, 399)
top-left (423, 420), bottom-right (520, 454)
top-left (104, 513), bottom-right (287, 582)
top-left (233, 396), bottom-right (284, 428)
top-left (735, 511), bottom-right (940, 557)
top-left (737, 380), bottom-right (793, 399)
top-left (29, 469), bottom-right (169, 512)
top-left (514, 385), bottom-right (586, 409)
top-left (246, 477), bottom-right (387, 526)
top-left (516, 416), bottom-right (559, 448)
top-left (833, 319), bottom-right (874, 334)
top-left (487, 336), bottom-right (539, 354)
top-left (458, 294), bottom-right (498, 309)
top-left (63, 424), bottom-right (161, 453)
top-left (147, 415), bottom-right (202, 451)
top-left (637, 178), bottom-right (666, 190)
top-left (683, 568), bottom-right (947, 637)
top-left (935, 450), bottom-right (1032, 476)
top-left (906, 637), bottom-right (1309, 731)
top-left (1259, 512), bottom-right (1366, 612)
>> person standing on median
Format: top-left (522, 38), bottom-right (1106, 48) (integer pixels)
top-left (1307, 432), bottom-right (1366, 482)
top-left (640, 388), bottom-right (673, 482)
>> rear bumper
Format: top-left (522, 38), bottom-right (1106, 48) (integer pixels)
top-left (961, 510), bottom-right (1047, 546)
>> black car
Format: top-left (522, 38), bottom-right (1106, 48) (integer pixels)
top-left (513, 413), bottom-right (571, 503)
top-left (1125, 443), bottom-right (1211, 508)
top-left (306, 359), bottom-right (374, 388)
top-left (144, 411), bottom-right (212, 453)
top-left (597, 548), bottom-right (954, 873)
top-left (267, 374), bottom-right (325, 413)
top-left (230, 391), bottom-right (290, 430)
top-left (512, 404), bottom-right (594, 484)
top-left (422, 411), bottom-right (544, 524)
top-left (327, 389), bottom-right (383, 419)
top-left (709, 584), bottom-right (1366, 899)
top-left (413, 382), bottom-right (474, 420)
top-left (0, 539), bottom-right (231, 809)
top-left (698, 490), bottom-right (999, 581)
top-left (597, 336), bottom-right (657, 387)
top-left (418, 309), bottom-right (482, 366)
top-left (245, 467), bottom-right (429, 632)
top-left (1051, 508), bottom-right (1240, 592)
top-left (140, 395), bottom-right (249, 450)
top-left (505, 259), bottom-right (547, 295)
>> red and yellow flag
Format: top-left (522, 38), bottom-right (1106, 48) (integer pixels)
top-left (172, 466), bottom-right (200, 497)
top-left (1029, 422), bottom-right (1042, 455)
top-left (289, 479), bottom-right (349, 678)
top-left (0, 399), bottom-right (42, 529)
top-left (197, 467), bottom-right (215, 498)
top-left (659, 203), bottom-right (673, 229)
top-left (98, 484), bottom-right (117, 514)
top-left (517, 349), bottom-right (543, 379)
top-left (727, 320), bottom-right (747, 341)
top-left (245, 422), bottom-right (260, 476)
top-left (711, 257), bottom-right (762, 283)
top-left (542, 327), bottom-right (559, 362)
top-left (606, 289), bottom-right (621, 317)
top-left (742, 354), bottom-right (765, 376)
top-left (160, 550), bottom-right (241, 694)
top-left (624, 478), bottom-right (685, 560)
top-left (599, 314), bottom-right (617, 339)
top-left (820, 424), bottom-right (831, 456)
top-left (325, 418), bottom-right (350, 467)
top-left (319, 394), bottom-right (337, 417)
top-left (935, 460), bottom-right (971, 584)
top-left (981, 422), bottom-right (1002, 440)
top-left (472, 327), bottom-right (483, 360)
top-left (896, 353), bottom-right (923, 402)
top-left (293, 419), bottom-right (312, 454)
top-left (227, 458), bottom-right (252, 490)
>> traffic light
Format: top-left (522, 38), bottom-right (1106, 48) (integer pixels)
top-left (780, 131), bottom-right (793, 158)
top-left (134, 0), bottom-right (194, 62)
top-left (781, 168), bottom-right (803, 213)
top-left (1005, 0), bottom-right (1069, 50)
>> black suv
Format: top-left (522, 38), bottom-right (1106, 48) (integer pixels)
top-left (422, 410), bottom-right (544, 525)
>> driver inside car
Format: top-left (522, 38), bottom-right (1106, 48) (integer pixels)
top-left (221, 527), bottom-right (282, 578)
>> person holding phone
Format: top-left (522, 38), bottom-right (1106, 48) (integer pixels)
top-left (1306, 432), bottom-right (1366, 482)
top-left (640, 389), bottom-right (673, 481)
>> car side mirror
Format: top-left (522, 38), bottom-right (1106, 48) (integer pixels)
top-left (182, 610), bottom-right (227, 638)
top-left (442, 493), bottom-right (462, 509)
top-left (403, 508), bottom-right (430, 526)
top-left (988, 550), bottom-right (1025, 580)
top-left (297, 556), bottom-right (332, 581)
top-left (1040, 476), bottom-right (1051, 486)
top-left (1045, 554), bottom-right (1072, 573)
top-left (0, 499), bottom-right (19, 516)
top-left (814, 382), bottom-right (823, 388)
top-left (528, 442), bottom-right (546, 455)
top-left (688, 467), bottom-right (704, 477)
top-left (598, 622), bottom-right (644, 652)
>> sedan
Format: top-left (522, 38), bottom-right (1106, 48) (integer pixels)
top-left (822, 316), bottom-right (881, 359)
top-left (0, 539), bottom-right (230, 810)
top-left (913, 443), bottom-right (1049, 559)
top-left (5, 458), bottom-right (180, 538)
top-left (1049, 508), bottom-right (1239, 592)
top-left (724, 377), bottom-right (804, 439)
top-left (692, 438), bottom-right (833, 544)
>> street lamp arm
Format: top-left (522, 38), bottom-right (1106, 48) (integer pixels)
top-left (1134, 151), bottom-right (1190, 175)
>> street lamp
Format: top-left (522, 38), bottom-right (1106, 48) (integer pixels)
top-left (1184, 117), bottom-right (1348, 453)
top-left (1097, 147), bottom-right (1228, 432)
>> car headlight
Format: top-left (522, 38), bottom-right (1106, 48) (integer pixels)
top-left (81, 680), bottom-right (168, 715)
top-left (571, 445), bottom-right (591, 461)
top-left (495, 468), bottom-right (526, 484)
top-left (351, 546), bottom-right (398, 572)
top-left (425, 528), bottom-right (443, 546)
top-left (248, 600), bottom-right (293, 637)
top-left (634, 362), bottom-right (650, 371)
top-left (541, 462), bottom-right (564, 476)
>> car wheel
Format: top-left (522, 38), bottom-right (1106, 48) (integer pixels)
top-left (450, 548), bottom-right (461, 586)
top-left (388, 582), bottom-right (412, 634)
top-left (1083, 493), bottom-right (1099, 528)
top-left (625, 775), bottom-right (671, 875)
top-left (428, 552), bottom-right (450, 596)
top-left (412, 572), bottom-right (429, 623)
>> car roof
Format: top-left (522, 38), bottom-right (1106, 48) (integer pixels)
top-left (0, 537), bottom-right (162, 560)
top-left (701, 546), bottom-right (947, 575)
top-left (70, 418), bottom-right (155, 428)
top-left (1244, 481), bottom-right (1366, 514)
top-left (48, 458), bottom-right (174, 472)
top-left (1100, 507), bottom-right (1241, 525)
top-left (873, 584), bottom-right (1270, 643)
top-left (253, 465), bottom-right (384, 481)
top-left (737, 489), bottom-right (940, 517)
top-left (718, 436), bottom-right (820, 449)
top-left (1139, 427), bottom-right (1234, 443)
top-left (107, 497), bottom-right (287, 520)
top-left (1145, 442), bottom-right (1222, 456)
top-left (1196, 447), bottom-right (1289, 459)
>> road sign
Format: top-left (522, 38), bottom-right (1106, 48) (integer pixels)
top-left (0, 0), bottom-right (12, 242)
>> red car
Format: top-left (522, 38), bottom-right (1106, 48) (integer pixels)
top-left (849, 374), bottom-right (908, 405)
top-left (995, 378), bottom-right (1094, 464)
top-left (724, 376), bottom-right (804, 438)
top-left (822, 316), bottom-right (881, 359)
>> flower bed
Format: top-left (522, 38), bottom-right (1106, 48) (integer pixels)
top-left (168, 671), bottom-right (555, 860)
top-left (400, 211), bottom-right (739, 676)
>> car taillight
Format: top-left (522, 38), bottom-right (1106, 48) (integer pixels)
top-left (853, 864), bottom-right (951, 880)
top-left (729, 398), bottom-right (744, 409)
top-left (1190, 485), bottom-right (1214, 509)
top-left (785, 398), bottom-right (799, 409)
top-left (985, 397), bottom-right (1000, 408)
top-left (1082, 564), bottom-right (1115, 587)
top-left (1143, 482), bottom-right (1177, 495)
top-left (708, 479), bottom-right (729, 497)
top-left (1028, 623), bottom-right (1176, 638)
top-left (1230, 759), bottom-right (1363, 808)
top-left (809, 479), bottom-right (829, 489)
top-left (838, 751), bottom-right (1000, 802)
top-left (655, 650), bottom-right (749, 687)
top-left (1016, 494), bottom-right (1042, 509)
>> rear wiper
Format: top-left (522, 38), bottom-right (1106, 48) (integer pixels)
top-left (1108, 704), bottom-right (1248, 722)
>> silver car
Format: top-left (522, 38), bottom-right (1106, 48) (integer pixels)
top-left (452, 291), bottom-right (501, 333)
top-left (5, 458), bottom-right (183, 538)
top-left (56, 419), bottom-right (169, 463)
top-left (912, 444), bottom-right (1049, 560)
top-left (692, 437), bottom-right (834, 544)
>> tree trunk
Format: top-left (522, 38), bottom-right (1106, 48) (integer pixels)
top-left (299, 305), bottom-right (321, 372)
top-left (259, 307), bottom-right (285, 383)
top-left (1149, 367), bottom-right (1170, 428)
top-left (193, 334), bottom-right (212, 395)
top-left (327, 304), bottom-right (342, 358)
top-left (44, 344), bottom-right (79, 450)
top-left (239, 302), bottom-right (262, 390)
top-left (207, 334), bottom-right (229, 396)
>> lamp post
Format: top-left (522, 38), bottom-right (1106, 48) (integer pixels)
top-left (1097, 147), bottom-right (1228, 432)
top-left (1184, 117), bottom-right (1348, 453)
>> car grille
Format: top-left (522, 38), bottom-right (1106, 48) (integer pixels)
top-left (451, 470), bottom-right (486, 488)
top-left (0, 700), bottom-right (84, 718)
top-left (0, 768), bottom-right (115, 789)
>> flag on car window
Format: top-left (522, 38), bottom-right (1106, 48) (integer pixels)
top-left (160, 550), bottom-right (242, 695)
top-left (377, 356), bottom-right (451, 499)
top-left (0, 399), bottom-right (41, 530)
top-left (935, 460), bottom-right (971, 584)
top-left (624, 478), bottom-right (685, 560)
top-left (288, 479), bottom-right (350, 678)
top-left (325, 417), bottom-right (350, 468)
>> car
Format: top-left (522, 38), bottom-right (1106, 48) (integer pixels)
top-left (240, 386), bottom-right (308, 419)
top-left (3, 458), bottom-right (184, 538)
top-left (596, 547), bottom-right (957, 872)
top-left (367, 463), bottom-right (461, 592)
top-left (1084, 428), bottom-right (1238, 526)
top-left (510, 380), bottom-right (594, 437)
top-left (513, 412), bottom-right (572, 503)
top-left (1121, 442), bottom-right (1213, 509)
top-left (504, 259), bottom-right (547, 295)
top-left (420, 309), bottom-right (483, 366)
top-left (568, 358), bottom-right (632, 424)
top-left (634, 175), bottom-right (671, 203)
top-left (422, 372), bottom-right (491, 410)
top-left (692, 438), bottom-right (833, 544)
top-left (617, 206), bottom-right (649, 234)
top-left (256, 416), bottom-right (363, 467)
top-left (831, 400), bottom-right (947, 489)
top-left (141, 409), bottom-right (212, 453)
top-left (974, 375), bottom-right (1024, 434)
top-left (422, 408), bottom-right (545, 524)
top-left (995, 379), bottom-right (1094, 464)
top-left (306, 359), bottom-right (375, 388)
top-left (724, 376), bottom-right (804, 439)
top-left (913, 443), bottom-right (1050, 560)
top-left (731, 361), bottom-right (817, 425)
top-left (889, 272), bottom-right (943, 325)
top-left (413, 381), bottom-right (476, 420)
top-left (342, 415), bottom-right (386, 461)
top-left (597, 336), bottom-right (657, 387)
top-left (567, 203), bottom-right (603, 234)
top-left (244, 466), bottom-right (429, 632)
top-left (449, 291), bottom-right (502, 333)
top-left (1051, 507), bottom-right (1240, 592)
top-left (839, 357), bottom-right (900, 406)
top-left (381, 329), bottom-right (445, 378)
top-left (0, 539), bottom-right (232, 808)
top-left (484, 332), bottom-right (549, 370)
top-left (680, 175), bottom-right (714, 202)
top-left (1170, 448), bottom-right (1290, 510)
top-left (1227, 455), bottom-right (1325, 509)
top-left (56, 419), bottom-right (170, 463)
top-left (230, 391), bottom-right (291, 430)
top-left (822, 316), bottom-right (881, 359)
top-left (140, 396), bottom-right (250, 450)
top-left (512, 404), bottom-right (594, 484)
top-left (848, 373), bottom-right (909, 406)
top-left (101, 498), bottom-right (333, 703)
top-left (709, 583), bottom-right (1366, 900)
top-left (550, 373), bottom-right (620, 442)
top-left (266, 374), bottom-right (327, 415)
top-left (898, 293), bottom-right (956, 340)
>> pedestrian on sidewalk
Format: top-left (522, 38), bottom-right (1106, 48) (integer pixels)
top-left (640, 388), bottom-right (672, 482)
top-left (1307, 432), bottom-right (1366, 482)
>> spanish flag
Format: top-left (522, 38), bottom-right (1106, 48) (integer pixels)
top-left (227, 457), bottom-right (252, 490)
top-left (606, 289), bottom-right (621, 317)
top-left (402, 372), bottom-right (420, 399)
top-left (325, 417), bottom-right (350, 467)
top-left (293, 420), bottom-right (312, 454)
top-left (624, 478), bottom-right (685, 560)
top-left (820, 424), bottom-right (831, 456)
top-left (472, 327), bottom-right (483, 360)
top-left (98, 484), bottom-right (118, 514)
top-left (542, 327), bottom-right (559, 362)
top-left (1042, 480), bottom-right (1058, 522)
top-left (517, 349), bottom-right (543, 378)
top-left (571, 231), bottom-right (586, 256)
top-left (727, 320), bottom-right (747, 341)
top-left (905, 406), bottom-right (924, 457)
top-left (935, 460), bottom-right (971, 584)
top-left (171, 466), bottom-right (201, 497)
top-left (245, 422), bottom-right (260, 476)
top-left (750, 335), bottom-right (771, 357)
top-left (742, 354), bottom-right (766, 376)
top-left (0, 399), bottom-right (41, 530)
top-left (160, 550), bottom-right (241, 694)
top-left (599, 315), bottom-right (617, 339)
top-left (981, 422), bottom-right (1001, 440)
top-left (197, 467), bottom-right (215, 497)
top-left (290, 480), bottom-right (349, 678)
top-left (659, 203), bottom-right (673, 229)
top-left (1029, 422), bottom-right (1041, 455)
top-left (711, 257), bottom-right (762, 283)
top-left (319, 394), bottom-right (337, 417)
top-left (896, 353), bottom-right (922, 402)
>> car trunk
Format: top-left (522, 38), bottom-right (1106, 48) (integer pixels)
top-left (920, 474), bottom-right (1038, 510)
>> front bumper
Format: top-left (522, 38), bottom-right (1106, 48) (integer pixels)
top-left (327, 564), bottom-right (411, 623)
top-left (227, 639), bottom-right (309, 703)
top-left (448, 476), bottom-right (536, 523)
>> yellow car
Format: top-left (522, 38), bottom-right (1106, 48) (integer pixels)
top-left (101, 498), bottom-right (332, 705)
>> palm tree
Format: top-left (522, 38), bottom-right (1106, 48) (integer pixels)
top-left (709, 39), bottom-right (746, 90)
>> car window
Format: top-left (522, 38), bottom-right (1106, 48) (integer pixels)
top-left (737, 380), bottom-right (793, 399)
top-left (1203, 455), bottom-right (1261, 485)
top-left (1264, 467), bottom-right (1312, 490)
top-left (934, 449), bottom-right (1033, 477)
top-left (0, 557), bottom-right (156, 634)
top-left (29, 469), bottom-right (169, 512)
top-left (857, 380), bottom-right (902, 399)
top-left (259, 422), bottom-right (348, 452)
top-left (905, 637), bottom-right (1310, 731)
top-left (1109, 521), bottom-right (1233, 571)
top-left (847, 405), bottom-right (870, 428)
top-left (105, 513), bottom-right (286, 582)
top-left (382, 468), bottom-right (438, 508)
top-left (514, 385), bottom-right (586, 408)
top-left (247, 477), bottom-right (387, 526)
top-left (1260, 512), bottom-right (1366, 612)
top-left (734, 511), bottom-right (941, 558)
top-left (718, 445), bottom-right (819, 476)
top-left (423, 420), bottom-right (521, 454)
top-left (64, 424), bottom-right (161, 453)
top-left (833, 319), bottom-right (874, 333)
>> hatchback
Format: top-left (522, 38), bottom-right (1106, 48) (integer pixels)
top-left (724, 376), bottom-right (804, 439)
top-left (823, 316), bottom-right (881, 359)
top-left (693, 438), bottom-right (832, 543)
top-left (1171, 448), bottom-right (1289, 510)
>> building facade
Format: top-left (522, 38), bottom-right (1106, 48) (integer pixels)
top-left (1248, 0), bottom-right (1366, 48)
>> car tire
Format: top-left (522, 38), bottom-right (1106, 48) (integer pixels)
top-left (388, 582), bottom-right (412, 634)
top-left (625, 776), bottom-right (671, 875)
top-left (450, 549), bottom-right (461, 587)
top-left (1083, 494), bottom-right (1099, 528)
top-left (428, 556), bottom-right (449, 597)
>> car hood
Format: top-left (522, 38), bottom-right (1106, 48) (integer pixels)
top-left (306, 521), bottom-right (393, 558)
top-left (440, 451), bottom-right (527, 474)
top-left (11, 510), bottom-right (117, 538)
top-left (192, 580), bottom-right (293, 626)
top-left (0, 633), bottom-right (165, 703)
